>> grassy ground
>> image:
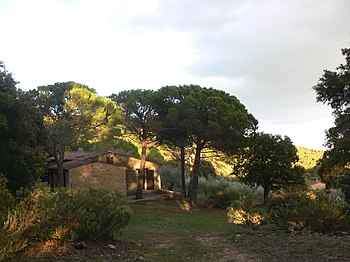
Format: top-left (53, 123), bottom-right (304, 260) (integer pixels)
top-left (122, 200), bottom-right (350, 262)
top-left (9, 199), bottom-right (350, 261)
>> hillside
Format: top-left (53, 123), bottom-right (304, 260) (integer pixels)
top-left (203, 146), bottom-right (324, 176)
top-left (296, 146), bottom-right (324, 170)
top-left (135, 142), bottom-right (324, 177)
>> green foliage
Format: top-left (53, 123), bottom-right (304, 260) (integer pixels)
top-left (201, 150), bottom-right (234, 177)
top-left (0, 184), bottom-right (50, 259)
top-left (84, 138), bottom-right (140, 158)
top-left (227, 197), bottom-right (264, 229)
top-left (296, 146), bottom-right (323, 169)
top-left (67, 86), bottom-right (123, 146)
top-left (113, 139), bottom-right (140, 158)
top-left (313, 47), bottom-right (350, 188)
top-left (157, 85), bottom-right (257, 153)
top-left (316, 188), bottom-right (347, 207)
top-left (34, 82), bottom-right (122, 186)
top-left (152, 85), bottom-right (192, 152)
top-left (0, 175), bottom-right (15, 225)
top-left (0, 62), bottom-right (48, 192)
top-left (296, 146), bottom-right (323, 178)
top-left (208, 187), bottom-right (239, 209)
top-left (340, 169), bottom-right (350, 204)
top-left (198, 176), bottom-right (263, 208)
top-left (233, 132), bottom-right (305, 203)
top-left (110, 89), bottom-right (159, 198)
top-left (61, 188), bottom-right (132, 240)
top-left (110, 89), bottom-right (159, 143)
top-left (156, 85), bottom-right (257, 203)
top-left (0, 185), bottom-right (132, 260)
top-left (199, 160), bottom-right (217, 178)
top-left (159, 164), bottom-right (181, 190)
top-left (268, 189), bottom-right (347, 233)
top-left (147, 147), bottom-right (165, 164)
top-left (313, 47), bottom-right (350, 112)
top-left (36, 82), bottom-right (121, 147)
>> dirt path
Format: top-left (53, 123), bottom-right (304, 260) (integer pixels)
top-left (196, 234), bottom-right (260, 262)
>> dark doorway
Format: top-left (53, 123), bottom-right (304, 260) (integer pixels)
top-left (143, 169), bottom-right (155, 190)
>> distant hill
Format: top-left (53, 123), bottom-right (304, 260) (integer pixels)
top-left (296, 146), bottom-right (324, 170)
top-left (203, 146), bottom-right (325, 177)
top-left (139, 143), bottom-right (324, 177)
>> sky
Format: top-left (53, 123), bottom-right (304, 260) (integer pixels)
top-left (1, 0), bottom-right (349, 150)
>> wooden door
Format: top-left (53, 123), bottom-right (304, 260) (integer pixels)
top-left (145, 169), bottom-right (154, 190)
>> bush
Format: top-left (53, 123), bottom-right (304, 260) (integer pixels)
top-left (160, 164), bottom-right (181, 191)
top-left (227, 197), bottom-right (264, 229)
top-left (199, 176), bottom-right (237, 208)
top-left (340, 170), bottom-right (350, 204)
top-left (69, 189), bottom-right (132, 240)
top-left (268, 189), bottom-right (347, 233)
top-left (199, 176), bottom-right (263, 208)
top-left (0, 185), bottom-right (132, 260)
top-left (316, 188), bottom-right (346, 206)
top-left (0, 175), bottom-right (15, 226)
top-left (0, 184), bottom-right (50, 260)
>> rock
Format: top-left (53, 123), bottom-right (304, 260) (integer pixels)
top-left (108, 244), bottom-right (117, 249)
top-left (72, 242), bottom-right (87, 249)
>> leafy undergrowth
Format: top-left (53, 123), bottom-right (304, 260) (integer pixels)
top-left (9, 199), bottom-right (350, 261)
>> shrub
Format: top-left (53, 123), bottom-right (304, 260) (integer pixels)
top-left (160, 164), bottom-right (181, 191)
top-left (199, 176), bottom-right (236, 208)
top-left (69, 189), bottom-right (132, 240)
top-left (227, 197), bottom-right (263, 229)
top-left (340, 170), bottom-right (350, 204)
top-left (316, 188), bottom-right (346, 206)
top-left (268, 189), bottom-right (347, 233)
top-left (0, 185), bottom-right (132, 260)
top-left (199, 176), bottom-right (263, 208)
top-left (0, 184), bottom-right (50, 260)
top-left (0, 175), bottom-right (15, 226)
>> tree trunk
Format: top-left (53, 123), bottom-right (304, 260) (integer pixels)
top-left (54, 146), bottom-right (65, 187)
top-left (263, 186), bottom-right (270, 205)
top-left (136, 139), bottom-right (147, 199)
top-left (180, 144), bottom-right (186, 196)
top-left (188, 143), bottom-right (202, 205)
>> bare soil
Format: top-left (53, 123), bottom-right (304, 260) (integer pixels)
top-left (9, 239), bottom-right (144, 261)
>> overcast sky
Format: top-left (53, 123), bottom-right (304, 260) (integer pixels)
top-left (1, 0), bottom-right (349, 150)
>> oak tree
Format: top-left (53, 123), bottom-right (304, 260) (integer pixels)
top-left (313, 47), bottom-right (350, 187)
top-left (0, 62), bottom-right (47, 191)
top-left (233, 133), bottom-right (305, 203)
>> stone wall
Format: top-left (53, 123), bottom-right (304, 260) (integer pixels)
top-left (99, 152), bottom-right (161, 194)
top-left (68, 162), bottom-right (127, 195)
top-left (126, 168), bottom-right (138, 194)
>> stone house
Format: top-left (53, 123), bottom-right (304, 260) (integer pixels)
top-left (47, 151), bottom-right (161, 195)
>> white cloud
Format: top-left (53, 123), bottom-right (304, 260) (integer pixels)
top-left (259, 114), bottom-right (334, 150)
top-left (0, 0), bottom-right (349, 149)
